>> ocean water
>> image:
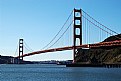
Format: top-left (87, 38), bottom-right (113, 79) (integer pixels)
top-left (0, 64), bottom-right (121, 81)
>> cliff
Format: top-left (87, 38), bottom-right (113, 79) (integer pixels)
top-left (75, 34), bottom-right (121, 64)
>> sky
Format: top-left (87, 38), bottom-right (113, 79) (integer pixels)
top-left (0, 0), bottom-right (121, 61)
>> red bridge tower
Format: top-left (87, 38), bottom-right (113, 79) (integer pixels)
top-left (73, 9), bottom-right (82, 63)
top-left (18, 39), bottom-right (24, 64)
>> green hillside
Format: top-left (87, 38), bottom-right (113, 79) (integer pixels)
top-left (75, 34), bottom-right (121, 64)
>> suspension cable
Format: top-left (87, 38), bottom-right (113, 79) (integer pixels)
top-left (82, 9), bottom-right (119, 35)
top-left (14, 45), bottom-right (18, 57)
top-left (41, 10), bottom-right (73, 50)
top-left (24, 45), bottom-right (33, 52)
top-left (82, 15), bottom-right (121, 40)
top-left (24, 41), bottom-right (34, 52)
top-left (47, 20), bottom-right (74, 49)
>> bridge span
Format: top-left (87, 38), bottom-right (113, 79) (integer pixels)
top-left (17, 40), bottom-right (121, 58)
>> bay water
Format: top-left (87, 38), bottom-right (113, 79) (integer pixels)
top-left (0, 64), bottom-right (121, 81)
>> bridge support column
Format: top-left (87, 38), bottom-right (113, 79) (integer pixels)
top-left (18, 39), bottom-right (24, 64)
top-left (73, 9), bottom-right (82, 63)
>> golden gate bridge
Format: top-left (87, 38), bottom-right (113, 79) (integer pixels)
top-left (15, 8), bottom-right (121, 63)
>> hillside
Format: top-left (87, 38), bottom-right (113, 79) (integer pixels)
top-left (103, 34), bottom-right (121, 42)
top-left (75, 34), bottom-right (121, 64)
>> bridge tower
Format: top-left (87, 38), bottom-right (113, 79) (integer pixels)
top-left (73, 9), bottom-right (82, 63)
top-left (18, 39), bottom-right (24, 64)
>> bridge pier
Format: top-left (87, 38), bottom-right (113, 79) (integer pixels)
top-left (73, 8), bottom-right (82, 63)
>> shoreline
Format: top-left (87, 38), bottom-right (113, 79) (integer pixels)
top-left (66, 64), bottom-right (121, 68)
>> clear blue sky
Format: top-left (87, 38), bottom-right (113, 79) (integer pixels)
top-left (0, 0), bottom-right (121, 61)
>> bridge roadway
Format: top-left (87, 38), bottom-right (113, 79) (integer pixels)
top-left (17, 40), bottom-right (121, 58)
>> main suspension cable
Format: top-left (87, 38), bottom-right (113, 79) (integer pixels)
top-left (82, 9), bottom-right (119, 35)
top-left (41, 10), bottom-right (73, 50)
top-left (24, 41), bottom-right (34, 52)
top-left (82, 15), bottom-right (121, 40)
top-left (47, 20), bottom-right (74, 49)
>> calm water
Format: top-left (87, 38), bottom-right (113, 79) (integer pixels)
top-left (0, 64), bottom-right (121, 81)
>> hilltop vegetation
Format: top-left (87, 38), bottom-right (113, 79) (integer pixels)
top-left (103, 34), bottom-right (121, 42)
top-left (75, 34), bottom-right (121, 64)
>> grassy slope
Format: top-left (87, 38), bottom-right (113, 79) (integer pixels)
top-left (76, 34), bottom-right (121, 64)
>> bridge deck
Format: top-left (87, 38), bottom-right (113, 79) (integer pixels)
top-left (17, 40), bottom-right (121, 58)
